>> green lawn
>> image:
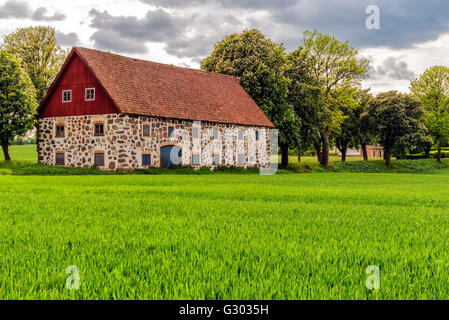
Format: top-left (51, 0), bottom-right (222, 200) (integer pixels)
top-left (1, 144), bottom-right (37, 162)
top-left (2, 145), bottom-right (449, 299)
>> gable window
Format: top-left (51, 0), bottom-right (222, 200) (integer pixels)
top-left (192, 127), bottom-right (199, 139)
top-left (55, 124), bottom-right (65, 138)
top-left (142, 154), bottom-right (151, 166)
top-left (94, 152), bottom-right (105, 167)
top-left (213, 154), bottom-right (220, 165)
top-left (94, 123), bottom-right (104, 136)
top-left (55, 152), bottom-right (65, 166)
top-left (192, 154), bottom-right (200, 165)
top-left (168, 125), bottom-right (175, 138)
top-left (238, 154), bottom-right (245, 164)
top-left (85, 88), bottom-right (95, 101)
top-left (238, 130), bottom-right (243, 140)
top-left (255, 130), bottom-right (259, 141)
top-left (143, 124), bottom-right (150, 137)
top-left (213, 128), bottom-right (218, 140)
top-left (62, 90), bottom-right (71, 103)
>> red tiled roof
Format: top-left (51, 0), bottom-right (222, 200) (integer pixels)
top-left (74, 47), bottom-right (273, 127)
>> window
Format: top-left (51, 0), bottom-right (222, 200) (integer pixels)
top-left (94, 123), bottom-right (104, 136)
top-left (55, 124), bottom-right (65, 138)
top-left (255, 130), bottom-right (259, 141)
top-left (238, 130), bottom-right (243, 140)
top-left (213, 154), bottom-right (220, 165)
top-left (142, 154), bottom-right (151, 166)
top-left (238, 154), bottom-right (245, 164)
top-left (213, 129), bottom-right (218, 140)
top-left (85, 88), bottom-right (95, 101)
top-left (62, 90), bottom-right (71, 103)
top-left (143, 124), bottom-right (150, 137)
top-left (94, 152), bottom-right (105, 167)
top-left (55, 152), bottom-right (65, 165)
top-left (192, 154), bottom-right (200, 165)
top-left (192, 127), bottom-right (199, 139)
top-left (168, 126), bottom-right (175, 138)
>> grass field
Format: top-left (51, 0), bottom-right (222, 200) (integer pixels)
top-left (1, 145), bottom-right (449, 299)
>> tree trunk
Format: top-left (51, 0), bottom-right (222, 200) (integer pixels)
top-left (320, 129), bottom-right (330, 168)
top-left (297, 148), bottom-right (301, 163)
top-left (385, 147), bottom-right (392, 168)
top-left (315, 146), bottom-right (322, 163)
top-left (1, 140), bottom-right (11, 162)
top-left (437, 145), bottom-right (442, 163)
top-left (424, 146), bottom-right (431, 159)
top-left (340, 148), bottom-right (347, 162)
top-left (314, 141), bottom-right (322, 163)
top-left (280, 144), bottom-right (289, 168)
top-left (362, 143), bottom-right (368, 161)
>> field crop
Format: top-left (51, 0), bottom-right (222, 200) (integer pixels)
top-left (1, 145), bottom-right (449, 299)
top-left (1, 168), bottom-right (449, 299)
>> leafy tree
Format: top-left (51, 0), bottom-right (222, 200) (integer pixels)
top-left (410, 66), bottom-right (449, 162)
top-left (2, 26), bottom-right (67, 102)
top-left (285, 47), bottom-right (322, 162)
top-left (302, 30), bottom-right (370, 168)
top-left (368, 91), bottom-right (423, 167)
top-left (201, 29), bottom-right (299, 167)
top-left (332, 88), bottom-right (371, 161)
top-left (0, 51), bottom-right (37, 161)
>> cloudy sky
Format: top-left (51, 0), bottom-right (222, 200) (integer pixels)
top-left (0, 0), bottom-right (449, 94)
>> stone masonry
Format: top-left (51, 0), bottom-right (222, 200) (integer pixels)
top-left (38, 114), bottom-right (271, 170)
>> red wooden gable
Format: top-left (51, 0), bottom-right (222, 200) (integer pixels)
top-left (38, 50), bottom-right (118, 118)
top-left (39, 47), bottom-right (273, 127)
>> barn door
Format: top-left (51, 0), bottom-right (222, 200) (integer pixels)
top-left (160, 145), bottom-right (182, 169)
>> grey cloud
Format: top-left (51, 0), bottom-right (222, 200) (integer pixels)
top-left (56, 31), bottom-right (80, 46)
top-left (139, 0), bottom-right (297, 10)
top-left (0, 0), bottom-right (66, 21)
top-left (31, 7), bottom-right (66, 22)
top-left (89, 9), bottom-right (186, 54)
top-left (0, 0), bottom-right (31, 19)
top-left (89, 0), bottom-right (449, 63)
top-left (140, 0), bottom-right (449, 51)
top-left (370, 57), bottom-right (416, 81)
top-left (88, 9), bottom-right (238, 58)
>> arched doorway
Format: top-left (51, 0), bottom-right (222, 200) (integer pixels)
top-left (160, 145), bottom-right (182, 169)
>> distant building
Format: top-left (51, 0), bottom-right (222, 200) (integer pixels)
top-left (37, 47), bottom-right (273, 170)
top-left (334, 145), bottom-right (384, 158)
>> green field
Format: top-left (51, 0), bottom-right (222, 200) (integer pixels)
top-left (1, 145), bottom-right (449, 299)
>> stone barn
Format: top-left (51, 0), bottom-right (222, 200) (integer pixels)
top-left (37, 47), bottom-right (273, 170)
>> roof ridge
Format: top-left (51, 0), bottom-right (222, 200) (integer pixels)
top-left (74, 47), bottom-right (237, 80)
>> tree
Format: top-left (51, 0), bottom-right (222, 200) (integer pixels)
top-left (368, 91), bottom-right (423, 167)
top-left (2, 26), bottom-right (67, 102)
top-left (410, 66), bottom-right (449, 162)
top-left (302, 30), bottom-right (370, 168)
top-left (0, 51), bottom-right (37, 161)
top-left (332, 88), bottom-right (371, 161)
top-left (201, 29), bottom-right (300, 167)
top-left (285, 47), bottom-right (322, 163)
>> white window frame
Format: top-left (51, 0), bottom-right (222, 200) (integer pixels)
top-left (62, 90), bottom-right (72, 103)
top-left (85, 88), bottom-right (95, 101)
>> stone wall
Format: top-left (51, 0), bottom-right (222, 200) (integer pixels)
top-left (38, 114), bottom-right (271, 170)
